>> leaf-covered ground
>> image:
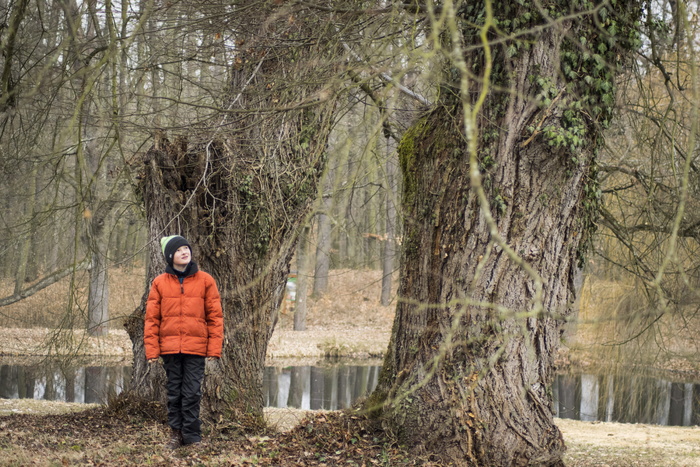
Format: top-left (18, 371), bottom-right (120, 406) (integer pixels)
top-left (4, 403), bottom-right (700, 466)
top-left (0, 402), bottom-right (430, 466)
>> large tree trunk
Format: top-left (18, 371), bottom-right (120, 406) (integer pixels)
top-left (125, 2), bottom-right (343, 427)
top-left (370, 1), bottom-right (641, 465)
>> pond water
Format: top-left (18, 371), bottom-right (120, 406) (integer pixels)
top-left (2, 362), bottom-right (698, 426)
top-left (262, 364), bottom-right (380, 410)
top-left (554, 373), bottom-right (699, 426)
top-left (0, 364), bottom-right (130, 405)
top-left (0, 362), bottom-right (381, 410)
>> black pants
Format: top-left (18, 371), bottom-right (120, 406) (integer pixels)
top-left (162, 354), bottom-right (205, 444)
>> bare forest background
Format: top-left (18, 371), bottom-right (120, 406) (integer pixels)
top-left (1, 0), bottom-right (700, 463)
top-left (0, 0), bottom-right (403, 334)
top-left (0, 0), bottom-right (697, 373)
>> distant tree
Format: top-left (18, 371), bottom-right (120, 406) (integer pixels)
top-left (380, 141), bottom-right (398, 306)
top-left (312, 194), bottom-right (332, 297)
top-left (294, 225), bottom-right (312, 331)
top-left (0, 0), bottom-right (149, 335)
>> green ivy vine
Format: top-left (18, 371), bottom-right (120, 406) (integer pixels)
top-left (453, 0), bottom-right (641, 264)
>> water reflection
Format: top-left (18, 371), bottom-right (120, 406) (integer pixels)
top-left (554, 373), bottom-right (699, 426)
top-left (0, 364), bottom-right (130, 404)
top-left (0, 362), bottom-right (381, 410)
top-left (4, 361), bottom-right (698, 427)
top-left (263, 365), bottom-right (380, 410)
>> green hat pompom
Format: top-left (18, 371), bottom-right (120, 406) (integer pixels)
top-left (160, 235), bottom-right (178, 255)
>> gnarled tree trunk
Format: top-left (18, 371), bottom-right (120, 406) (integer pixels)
top-left (125, 2), bottom-right (346, 427)
top-left (370, 1), bottom-right (641, 465)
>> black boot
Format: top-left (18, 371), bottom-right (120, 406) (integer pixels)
top-left (165, 428), bottom-right (182, 450)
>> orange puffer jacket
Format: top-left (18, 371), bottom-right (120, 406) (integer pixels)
top-left (144, 265), bottom-right (224, 360)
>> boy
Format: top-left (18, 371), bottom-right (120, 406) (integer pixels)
top-left (144, 235), bottom-right (224, 449)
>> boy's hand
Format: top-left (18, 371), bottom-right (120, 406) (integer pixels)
top-left (147, 358), bottom-right (158, 364)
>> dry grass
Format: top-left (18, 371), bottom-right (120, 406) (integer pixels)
top-left (558, 418), bottom-right (700, 466)
top-left (0, 398), bottom-right (99, 417)
top-left (0, 266), bottom-right (144, 329)
top-left (0, 267), bottom-right (394, 363)
top-left (269, 268), bottom-right (394, 363)
top-left (566, 275), bottom-right (700, 377)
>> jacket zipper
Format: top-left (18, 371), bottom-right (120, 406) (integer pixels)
top-left (178, 275), bottom-right (184, 354)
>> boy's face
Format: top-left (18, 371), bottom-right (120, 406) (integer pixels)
top-left (173, 245), bottom-right (191, 269)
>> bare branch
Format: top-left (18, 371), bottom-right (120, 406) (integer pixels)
top-left (0, 259), bottom-right (90, 308)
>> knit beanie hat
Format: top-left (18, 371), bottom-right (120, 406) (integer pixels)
top-left (160, 235), bottom-right (191, 266)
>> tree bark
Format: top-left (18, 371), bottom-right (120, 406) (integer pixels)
top-left (13, 167), bottom-right (35, 295)
top-left (294, 226), bottom-right (311, 331)
top-left (380, 138), bottom-right (397, 306)
top-left (313, 195), bottom-right (332, 297)
top-left (370, 1), bottom-right (642, 465)
top-left (86, 226), bottom-right (109, 337)
top-left (0, 0), bottom-right (30, 112)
